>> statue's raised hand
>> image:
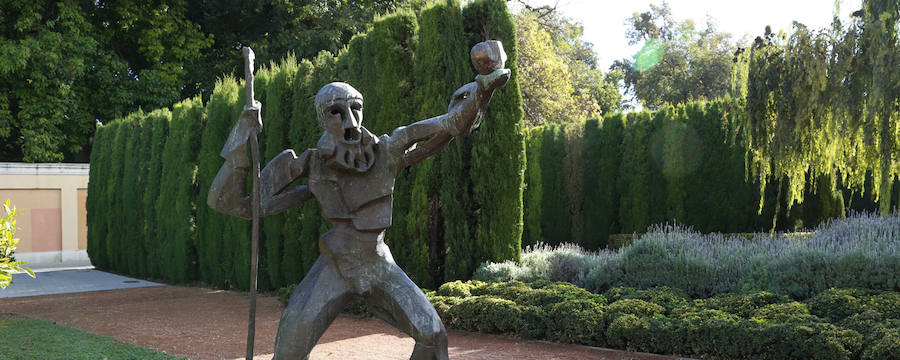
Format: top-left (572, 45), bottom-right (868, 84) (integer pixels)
top-left (240, 100), bottom-right (263, 133)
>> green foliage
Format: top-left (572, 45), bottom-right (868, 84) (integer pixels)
top-left (196, 78), bottom-right (242, 288)
top-left (86, 124), bottom-right (109, 269)
top-left (521, 127), bottom-right (543, 248)
top-left (0, 199), bottom-right (34, 288)
top-left (614, 2), bottom-right (737, 109)
top-left (260, 57), bottom-right (299, 289)
top-left (142, 109), bottom-right (171, 278)
top-left (464, 0), bottom-right (525, 270)
top-left (582, 115), bottom-right (623, 249)
top-left (477, 213), bottom-right (900, 299)
top-left (155, 96), bottom-right (204, 283)
top-left (737, 0), bottom-right (900, 214)
top-left (0, 1), bottom-right (212, 163)
top-left (414, 0), bottom-right (470, 287)
top-left (514, 10), bottom-right (610, 125)
top-left (430, 281), bottom-right (894, 359)
top-left (87, 1), bottom-right (525, 290)
top-left (0, 1), bottom-right (97, 162)
top-left (538, 124), bottom-right (570, 245)
top-left (0, 315), bottom-right (184, 360)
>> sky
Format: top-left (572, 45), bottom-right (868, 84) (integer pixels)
top-left (516, 0), bottom-right (864, 70)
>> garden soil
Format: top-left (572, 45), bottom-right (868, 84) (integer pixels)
top-left (0, 285), bottom-right (689, 360)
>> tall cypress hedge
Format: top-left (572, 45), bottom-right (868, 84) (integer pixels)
top-left (368, 11), bottom-right (423, 283)
top-left (409, 0), bottom-right (470, 287)
top-left (86, 123), bottom-right (108, 269)
top-left (87, 1), bottom-right (526, 289)
top-left (261, 58), bottom-right (299, 289)
top-left (582, 115), bottom-right (622, 250)
top-left (521, 126), bottom-right (544, 248)
top-left (196, 78), bottom-right (241, 287)
top-left (104, 118), bottom-right (129, 272)
top-left (121, 111), bottom-right (149, 276)
top-left (463, 0), bottom-right (525, 269)
top-left (142, 109), bottom-right (170, 278)
top-left (155, 96), bottom-right (204, 283)
top-left (540, 124), bottom-right (570, 245)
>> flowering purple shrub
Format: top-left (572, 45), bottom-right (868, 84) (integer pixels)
top-left (474, 213), bottom-right (900, 299)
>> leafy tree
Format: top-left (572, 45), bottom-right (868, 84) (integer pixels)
top-left (514, 5), bottom-right (620, 126)
top-left (183, 0), bottom-right (411, 99)
top-left (613, 2), bottom-right (737, 109)
top-left (736, 0), bottom-right (899, 214)
top-left (0, 1), bottom-right (97, 162)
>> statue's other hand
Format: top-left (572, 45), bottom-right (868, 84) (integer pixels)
top-left (240, 100), bottom-right (263, 133)
top-left (476, 68), bottom-right (510, 92)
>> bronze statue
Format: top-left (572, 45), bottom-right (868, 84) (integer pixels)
top-left (208, 40), bottom-right (510, 360)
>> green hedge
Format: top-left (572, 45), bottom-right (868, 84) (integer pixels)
top-left (86, 0), bottom-right (525, 290)
top-left (522, 100), bottom-right (887, 251)
top-left (425, 281), bottom-right (900, 360)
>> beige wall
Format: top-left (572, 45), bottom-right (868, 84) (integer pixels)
top-left (0, 163), bottom-right (89, 264)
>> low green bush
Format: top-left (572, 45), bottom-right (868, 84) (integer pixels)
top-left (808, 288), bottom-right (871, 321)
top-left (861, 327), bottom-right (900, 360)
top-left (692, 291), bottom-right (789, 317)
top-left (547, 299), bottom-right (604, 344)
top-left (424, 281), bottom-right (900, 360)
top-left (603, 286), bottom-right (689, 313)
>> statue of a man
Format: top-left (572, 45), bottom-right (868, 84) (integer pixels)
top-left (208, 41), bottom-right (509, 360)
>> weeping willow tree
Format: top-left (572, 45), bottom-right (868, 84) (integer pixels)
top-left (735, 0), bottom-right (899, 216)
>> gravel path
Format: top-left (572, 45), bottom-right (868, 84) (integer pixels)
top-left (0, 285), bottom-right (689, 360)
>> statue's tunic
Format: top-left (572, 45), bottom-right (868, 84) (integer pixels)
top-left (307, 135), bottom-right (401, 292)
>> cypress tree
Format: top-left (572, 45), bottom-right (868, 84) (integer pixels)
top-left (105, 119), bottom-right (129, 272)
top-left (564, 122), bottom-right (585, 245)
top-left (540, 124), bottom-right (570, 245)
top-left (463, 0), bottom-right (525, 265)
top-left (156, 96), bottom-right (204, 283)
top-left (143, 109), bottom-right (170, 278)
top-left (336, 33), bottom-right (379, 132)
top-left (583, 115), bottom-right (623, 249)
top-left (121, 111), bottom-right (150, 275)
top-left (408, 0), bottom-right (470, 287)
top-left (261, 57), bottom-right (298, 289)
top-left (619, 112), bottom-right (651, 233)
top-left (196, 77), bottom-right (241, 287)
top-left (521, 126), bottom-right (544, 248)
top-left (281, 53), bottom-right (338, 288)
top-left (369, 11), bottom-right (420, 279)
top-left (281, 59), bottom-right (318, 286)
top-left (86, 124), bottom-right (108, 269)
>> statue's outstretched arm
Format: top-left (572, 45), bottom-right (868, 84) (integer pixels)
top-left (207, 105), bottom-right (313, 219)
top-left (388, 41), bottom-right (510, 168)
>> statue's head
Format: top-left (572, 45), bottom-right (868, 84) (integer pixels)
top-left (315, 82), bottom-right (376, 172)
top-left (316, 82), bottom-right (364, 142)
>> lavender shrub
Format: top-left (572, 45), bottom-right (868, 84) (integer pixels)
top-left (473, 213), bottom-right (900, 299)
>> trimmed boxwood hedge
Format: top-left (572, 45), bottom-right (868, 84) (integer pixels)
top-left (279, 281), bottom-right (899, 360)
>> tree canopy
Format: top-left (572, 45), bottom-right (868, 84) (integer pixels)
top-left (513, 3), bottom-right (621, 127)
top-left (0, 0), bottom-right (408, 162)
top-left (612, 2), bottom-right (737, 110)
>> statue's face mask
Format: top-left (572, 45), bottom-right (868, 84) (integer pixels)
top-left (315, 83), bottom-right (376, 173)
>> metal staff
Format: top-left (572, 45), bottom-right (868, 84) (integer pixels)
top-left (242, 46), bottom-right (260, 360)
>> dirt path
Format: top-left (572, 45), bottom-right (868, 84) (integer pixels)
top-left (0, 285), bottom-right (687, 360)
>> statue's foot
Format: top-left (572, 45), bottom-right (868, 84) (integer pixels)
top-left (410, 343), bottom-right (450, 360)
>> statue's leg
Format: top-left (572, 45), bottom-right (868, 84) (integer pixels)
top-left (273, 255), bottom-right (352, 360)
top-left (366, 262), bottom-right (449, 360)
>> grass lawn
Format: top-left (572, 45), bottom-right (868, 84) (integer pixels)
top-left (0, 313), bottom-right (184, 360)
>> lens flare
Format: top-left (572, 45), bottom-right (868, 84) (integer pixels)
top-left (634, 39), bottom-right (665, 72)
